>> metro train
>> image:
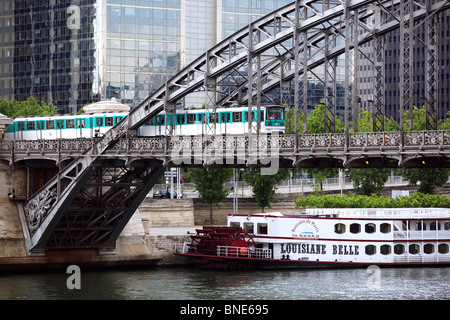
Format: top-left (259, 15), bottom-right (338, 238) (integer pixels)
top-left (5, 105), bottom-right (285, 140)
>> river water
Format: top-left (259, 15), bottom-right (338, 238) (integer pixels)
top-left (0, 266), bottom-right (448, 300)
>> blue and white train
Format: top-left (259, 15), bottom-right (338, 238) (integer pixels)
top-left (5, 105), bottom-right (285, 140)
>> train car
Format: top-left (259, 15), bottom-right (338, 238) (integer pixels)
top-left (5, 105), bottom-right (285, 140)
top-left (138, 105), bottom-right (286, 136)
top-left (5, 112), bottom-right (128, 140)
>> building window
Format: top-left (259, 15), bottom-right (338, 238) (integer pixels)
top-left (365, 223), bottom-right (376, 234)
top-left (380, 223), bottom-right (391, 234)
top-left (365, 245), bottom-right (376, 255)
top-left (334, 223), bottom-right (346, 234)
top-left (257, 223), bottom-right (268, 235)
top-left (350, 223), bottom-right (361, 234)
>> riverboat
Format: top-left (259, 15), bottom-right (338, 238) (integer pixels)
top-left (174, 208), bottom-right (450, 269)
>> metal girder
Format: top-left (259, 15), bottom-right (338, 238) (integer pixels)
top-left (26, 161), bottom-right (164, 254)
top-left (19, 0), bottom-right (450, 254)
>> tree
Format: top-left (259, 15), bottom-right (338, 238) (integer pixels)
top-left (348, 168), bottom-right (390, 196)
top-left (401, 168), bottom-right (449, 194)
top-left (0, 97), bottom-right (57, 118)
top-left (242, 168), bottom-right (289, 212)
top-left (185, 168), bottom-right (234, 224)
top-left (401, 105), bottom-right (450, 193)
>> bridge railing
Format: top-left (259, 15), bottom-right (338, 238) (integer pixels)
top-left (1, 131), bottom-right (450, 161)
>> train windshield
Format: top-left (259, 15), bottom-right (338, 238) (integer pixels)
top-left (267, 106), bottom-right (285, 120)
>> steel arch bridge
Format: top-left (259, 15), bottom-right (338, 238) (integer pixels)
top-left (14, 0), bottom-right (450, 255)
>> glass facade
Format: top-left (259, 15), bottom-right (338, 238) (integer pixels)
top-left (0, 0), bottom-right (100, 114)
top-left (105, 0), bottom-right (181, 107)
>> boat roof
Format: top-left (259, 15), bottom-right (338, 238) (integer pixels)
top-left (230, 208), bottom-right (450, 220)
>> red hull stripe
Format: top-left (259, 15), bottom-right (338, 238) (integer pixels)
top-left (174, 253), bottom-right (450, 266)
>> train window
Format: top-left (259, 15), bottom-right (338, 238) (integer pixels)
top-left (176, 114), bottom-right (185, 125)
top-left (221, 112), bottom-right (231, 123)
top-left (187, 114), bottom-right (195, 124)
top-left (197, 114), bottom-right (205, 124)
top-left (36, 121), bottom-right (45, 130)
top-left (18, 122), bottom-right (25, 131)
top-left (96, 118), bottom-right (103, 127)
top-left (244, 111), bottom-right (255, 122)
top-left (27, 121), bottom-right (35, 130)
top-left (155, 116), bottom-right (165, 126)
top-left (66, 119), bottom-right (75, 129)
top-left (232, 112), bottom-right (242, 122)
top-left (46, 120), bottom-right (55, 129)
top-left (209, 113), bottom-right (218, 124)
top-left (76, 119), bottom-right (85, 128)
top-left (105, 117), bottom-right (113, 126)
top-left (56, 120), bottom-right (64, 129)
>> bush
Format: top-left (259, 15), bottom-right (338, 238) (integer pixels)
top-left (294, 192), bottom-right (450, 209)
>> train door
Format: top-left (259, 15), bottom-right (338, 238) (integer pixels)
top-left (15, 121), bottom-right (26, 140)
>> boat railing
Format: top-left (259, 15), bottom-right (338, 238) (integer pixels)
top-left (307, 208), bottom-right (450, 219)
top-left (217, 246), bottom-right (272, 259)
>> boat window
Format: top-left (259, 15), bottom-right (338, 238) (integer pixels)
top-left (230, 222), bottom-right (240, 230)
top-left (243, 222), bottom-right (254, 234)
top-left (429, 222), bottom-right (441, 230)
top-left (257, 223), bottom-right (268, 235)
top-left (409, 244), bottom-right (420, 255)
top-left (350, 223), bottom-right (360, 234)
top-left (424, 244), bottom-right (434, 254)
top-left (444, 222), bottom-right (450, 230)
top-left (334, 223), bottom-right (346, 234)
top-left (380, 223), bottom-right (391, 234)
top-left (438, 244), bottom-right (449, 254)
top-left (365, 245), bottom-right (376, 255)
top-left (380, 245), bottom-right (391, 255)
top-left (365, 223), bottom-right (376, 234)
top-left (394, 244), bottom-right (405, 255)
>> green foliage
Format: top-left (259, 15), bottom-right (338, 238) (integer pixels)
top-left (0, 97), bottom-right (57, 118)
top-left (401, 168), bottom-right (450, 194)
top-left (185, 168), bottom-right (234, 223)
top-left (348, 168), bottom-right (390, 196)
top-left (242, 168), bottom-right (290, 212)
top-left (295, 192), bottom-right (450, 209)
